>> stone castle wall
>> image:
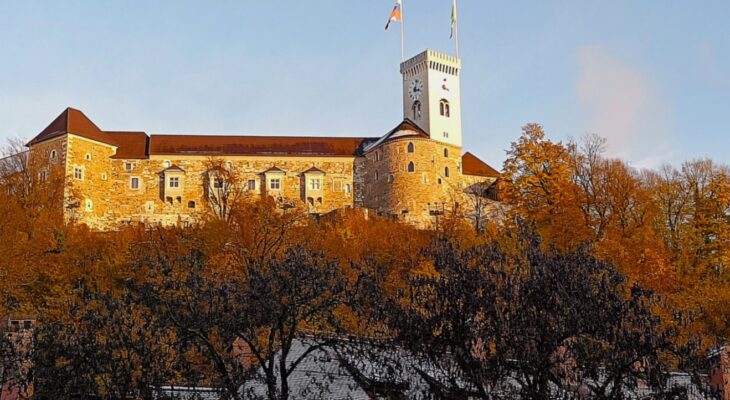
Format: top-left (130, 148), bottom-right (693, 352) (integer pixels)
top-left (58, 138), bottom-right (360, 230)
top-left (28, 133), bottom-right (497, 230)
top-left (363, 137), bottom-right (473, 226)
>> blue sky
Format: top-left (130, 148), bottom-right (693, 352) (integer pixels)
top-left (0, 1), bottom-right (728, 169)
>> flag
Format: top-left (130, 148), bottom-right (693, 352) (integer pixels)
top-left (385, 0), bottom-right (402, 31)
top-left (450, 0), bottom-right (457, 38)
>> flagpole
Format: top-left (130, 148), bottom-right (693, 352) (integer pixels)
top-left (453, 0), bottom-right (460, 58)
top-left (400, 0), bottom-right (405, 61)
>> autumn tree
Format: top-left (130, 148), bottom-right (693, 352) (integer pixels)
top-left (378, 228), bottom-right (702, 399)
top-left (202, 158), bottom-right (244, 222)
top-left (501, 124), bottom-right (589, 250)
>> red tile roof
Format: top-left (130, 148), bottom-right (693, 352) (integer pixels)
top-left (27, 107), bottom-right (118, 147)
top-left (462, 152), bottom-right (500, 178)
top-left (105, 131), bottom-right (148, 159)
top-left (148, 135), bottom-right (372, 157)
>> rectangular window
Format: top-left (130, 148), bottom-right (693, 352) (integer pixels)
top-left (125, 162), bottom-right (133, 171)
top-left (333, 180), bottom-right (343, 192)
top-left (309, 178), bottom-right (320, 190)
top-left (74, 167), bottom-right (84, 180)
top-left (247, 179), bottom-right (256, 191)
top-left (39, 170), bottom-right (48, 182)
top-left (270, 178), bottom-right (281, 190)
top-left (443, 131), bottom-right (449, 138)
top-left (169, 177), bottom-right (180, 188)
top-left (213, 178), bottom-right (224, 188)
top-left (130, 177), bottom-right (140, 189)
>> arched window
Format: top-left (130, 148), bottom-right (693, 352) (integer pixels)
top-left (439, 99), bottom-right (450, 117)
top-left (412, 101), bottom-right (422, 119)
top-left (443, 148), bottom-right (449, 157)
top-left (407, 142), bottom-right (414, 153)
top-left (407, 161), bottom-right (415, 172)
top-left (375, 151), bottom-right (380, 161)
top-left (444, 166), bottom-right (450, 178)
top-left (374, 170), bottom-right (379, 181)
top-left (50, 150), bottom-right (56, 159)
top-left (85, 153), bottom-right (92, 161)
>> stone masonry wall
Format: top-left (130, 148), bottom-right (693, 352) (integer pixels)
top-left (61, 142), bottom-right (359, 229)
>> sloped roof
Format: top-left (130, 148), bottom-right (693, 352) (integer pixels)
top-left (27, 107), bottom-right (117, 147)
top-left (106, 131), bottom-right (149, 159)
top-left (263, 166), bottom-right (286, 174)
top-left (149, 135), bottom-right (374, 157)
top-left (462, 152), bottom-right (499, 178)
top-left (302, 166), bottom-right (325, 174)
top-left (363, 119), bottom-right (430, 153)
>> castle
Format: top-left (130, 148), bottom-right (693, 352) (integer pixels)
top-left (25, 49), bottom-right (500, 230)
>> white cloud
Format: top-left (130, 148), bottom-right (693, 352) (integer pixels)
top-left (575, 46), bottom-right (674, 168)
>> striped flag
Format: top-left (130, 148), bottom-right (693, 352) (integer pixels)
top-left (450, 0), bottom-right (457, 38)
top-left (385, 0), bottom-right (402, 31)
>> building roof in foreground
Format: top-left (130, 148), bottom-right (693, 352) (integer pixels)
top-left (26, 108), bottom-right (499, 176)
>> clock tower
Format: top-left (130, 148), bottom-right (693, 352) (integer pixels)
top-left (401, 49), bottom-right (462, 148)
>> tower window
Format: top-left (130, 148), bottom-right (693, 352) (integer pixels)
top-left (412, 101), bottom-right (422, 119)
top-left (407, 161), bottom-right (415, 172)
top-left (439, 99), bottom-right (450, 117)
top-left (444, 166), bottom-right (450, 178)
top-left (444, 148), bottom-right (449, 157)
top-left (407, 142), bottom-right (414, 153)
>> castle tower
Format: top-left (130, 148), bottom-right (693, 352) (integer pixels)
top-left (400, 49), bottom-right (462, 148)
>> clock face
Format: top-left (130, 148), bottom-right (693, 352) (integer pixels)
top-left (408, 79), bottom-right (424, 100)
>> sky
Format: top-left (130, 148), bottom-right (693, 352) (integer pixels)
top-left (0, 1), bottom-right (728, 169)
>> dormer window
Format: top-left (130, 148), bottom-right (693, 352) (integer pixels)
top-left (269, 178), bottom-right (281, 190)
top-left (169, 177), bottom-right (180, 188)
top-left (407, 142), bottom-right (414, 153)
top-left (309, 178), bottom-right (321, 191)
top-left (439, 99), bottom-right (450, 117)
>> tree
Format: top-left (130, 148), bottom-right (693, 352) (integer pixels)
top-left (133, 235), bottom-right (370, 400)
top-left (380, 227), bottom-right (699, 399)
top-left (31, 287), bottom-right (183, 400)
top-left (202, 158), bottom-right (244, 222)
